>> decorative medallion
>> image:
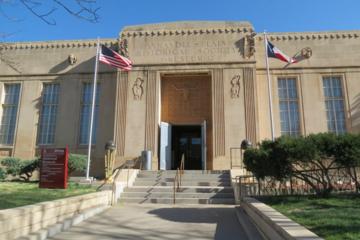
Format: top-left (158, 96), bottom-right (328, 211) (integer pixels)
top-left (68, 54), bottom-right (77, 65)
top-left (301, 47), bottom-right (312, 59)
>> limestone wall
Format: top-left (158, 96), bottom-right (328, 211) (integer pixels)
top-left (0, 191), bottom-right (112, 240)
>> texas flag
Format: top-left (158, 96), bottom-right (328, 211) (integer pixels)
top-left (266, 39), bottom-right (296, 64)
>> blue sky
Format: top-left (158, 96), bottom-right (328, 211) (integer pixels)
top-left (1, 0), bottom-right (360, 42)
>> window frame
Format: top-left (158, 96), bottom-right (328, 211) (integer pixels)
top-left (37, 82), bottom-right (60, 146)
top-left (322, 75), bottom-right (347, 134)
top-left (277, 76), bottom-right (302, 137)
top-left (78, 81), bottom-right (100, 146)
top-left (0, 83), bottom-right (22, 146)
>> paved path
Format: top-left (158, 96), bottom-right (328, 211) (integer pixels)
top-left (48, 204), bottom-right (249, 240)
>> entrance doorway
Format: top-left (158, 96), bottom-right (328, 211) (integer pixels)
top-left (159, 121), bottom-right (207, 170)
top-left (172, 125), bottom-right (201, 170)
top-left (160, 73), bottom-right (212, 170)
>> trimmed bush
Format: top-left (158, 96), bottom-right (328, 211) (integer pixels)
top-left (0, 168), bottom-right (6, 181)
top-left (0, 157), bottom-right (40, 181)
top-left (334, 133), bottom-right (360, 192)
top-left (1, 157), bottom-right (22, 176)
top-left (19, 159), bottom-right (40, 181)
top-left (68, 154), bottom-right (87, 174)
top-left (243, 148), bottom-right (269, 180)
top-left (243, 133), bottom-right (360, 196)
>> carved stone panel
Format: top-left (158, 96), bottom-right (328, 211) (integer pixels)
top-left (132, 77), bottom-right (144, 100)
top-left (230, 75), bottom-right (241, 99)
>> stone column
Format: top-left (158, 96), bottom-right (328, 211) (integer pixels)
top-left (212, 68), bottom-right (226, 157)
top-left (243, 67), bottom-right (258, 144)
top-left (115, 71), bottom-right (128, 157)
top-left (144, 71), bottom-right (157, 157)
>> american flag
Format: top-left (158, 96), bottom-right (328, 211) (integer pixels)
top-left (99, 45), bottom-right (132, 70)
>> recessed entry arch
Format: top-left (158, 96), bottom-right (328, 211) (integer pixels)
top-left (159, 73), bottom-right (212, 170)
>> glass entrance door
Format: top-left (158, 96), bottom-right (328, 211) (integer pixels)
top-left (172, 125), bottom-right (202, 170)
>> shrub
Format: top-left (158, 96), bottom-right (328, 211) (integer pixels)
top-left (68, 154), bottom-right (87, 174)
top-left (0, 168), bottom-right (6, 181)
top-left (334, 133), bottom-right (360, 192)
top-left (243, 148), bottom-right (269, 180)
top-left (0, 157), bottom-right (40, 181)
top-left (1, 157), bottom-right (22, 176)
top-left (243, 133), bottom-right (358, 197)
top-left (19, 159), bottom-right (40, 181)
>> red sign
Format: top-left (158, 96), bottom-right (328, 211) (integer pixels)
top-left (39, 147), bottom-right (68, 189)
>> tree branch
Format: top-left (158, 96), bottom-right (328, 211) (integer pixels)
top-left (53, 0), bottom-right (100, 23)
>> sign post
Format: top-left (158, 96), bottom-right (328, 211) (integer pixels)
top-left (39, 147), bottom-right (69, 189)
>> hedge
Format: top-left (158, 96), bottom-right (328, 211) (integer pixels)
top-left (243, 133), bottom-right (360, 196)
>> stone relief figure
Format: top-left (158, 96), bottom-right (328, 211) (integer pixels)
top-left (119, 38), bottom-right (129, 58)
top-left (132, 77), bottom-right (144, 100)
top-left (245, 33), bottom-right (256, 58)
top-left (230, 75), bottom-right (241, 98)
top-left (68, 54), bottom-right (77, 65)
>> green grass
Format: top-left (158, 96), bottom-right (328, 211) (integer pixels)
top-left (259, 194), bottom-right (360, 240)
top-left (0, 181), bottom-right (96, 210)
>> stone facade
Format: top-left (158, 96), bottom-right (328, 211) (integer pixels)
top-left (0, 21), bottom-right (359, 176)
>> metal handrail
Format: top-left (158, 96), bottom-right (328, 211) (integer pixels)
top-left (97, 157), bottom-right (142, 205)
top-left (179, 154), bottom-right (185, 185)
top-left (173, 168), bottom-right (180, 204)
top-left (173, 154), bottom-right (185, 204)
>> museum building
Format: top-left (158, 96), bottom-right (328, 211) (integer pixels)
top-left (0, 21), bottom-right (359, 176)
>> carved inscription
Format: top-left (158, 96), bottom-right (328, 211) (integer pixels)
top-left (132, 40), bottom-right (239, 63)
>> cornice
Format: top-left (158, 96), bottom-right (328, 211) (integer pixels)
top-left (0, 39), bottom-right (117, 51)
top-left (120, 27), bottom-right (254, 38)
top-left (256, 31), bottom-right (360, 41)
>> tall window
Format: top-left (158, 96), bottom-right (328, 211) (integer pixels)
top-left (37, 84), bottom-right (60, 145)
top-left (323, 76), bottom-right (346, 134)
top-left (0, 84), bottom-right (21, 145)
top-left (278, 78), bottom-right (300, 136)
top-left (79, 83), bottom-right (100, 145)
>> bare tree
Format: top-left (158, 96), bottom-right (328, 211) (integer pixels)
top-left (0, 0), bottom-right (100, 72)
top-left (1, 0), bottom-right (100, 26)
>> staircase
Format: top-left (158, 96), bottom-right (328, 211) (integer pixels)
top-left (119, 170), bottom-right (235, 204)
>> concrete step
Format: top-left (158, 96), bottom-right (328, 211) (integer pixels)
top-left (119, 197), bottom-right (235, 205)
top-left (121, 192), bottom-right (234, 198)
top-left (138, 170), bottom-right (230, 177)
top-left (141, 170), bottom-right (230, 174)
top-left (137, 174), bottom-right (231, 179)
top-left (124, 186), bottom-right (234, 193)
top-left (132, 180), bottom-right (231, 187)
top-left (134, 177), bottom-right (231, 182)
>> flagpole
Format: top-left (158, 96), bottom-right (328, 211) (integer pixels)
top-left (264, 32), bottom-right (275, 141)
top-left (86, 37), bottom-right (100, 181)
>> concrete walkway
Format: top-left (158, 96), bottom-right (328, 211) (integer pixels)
top-left (48, 204), bottom-right (249, 240)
